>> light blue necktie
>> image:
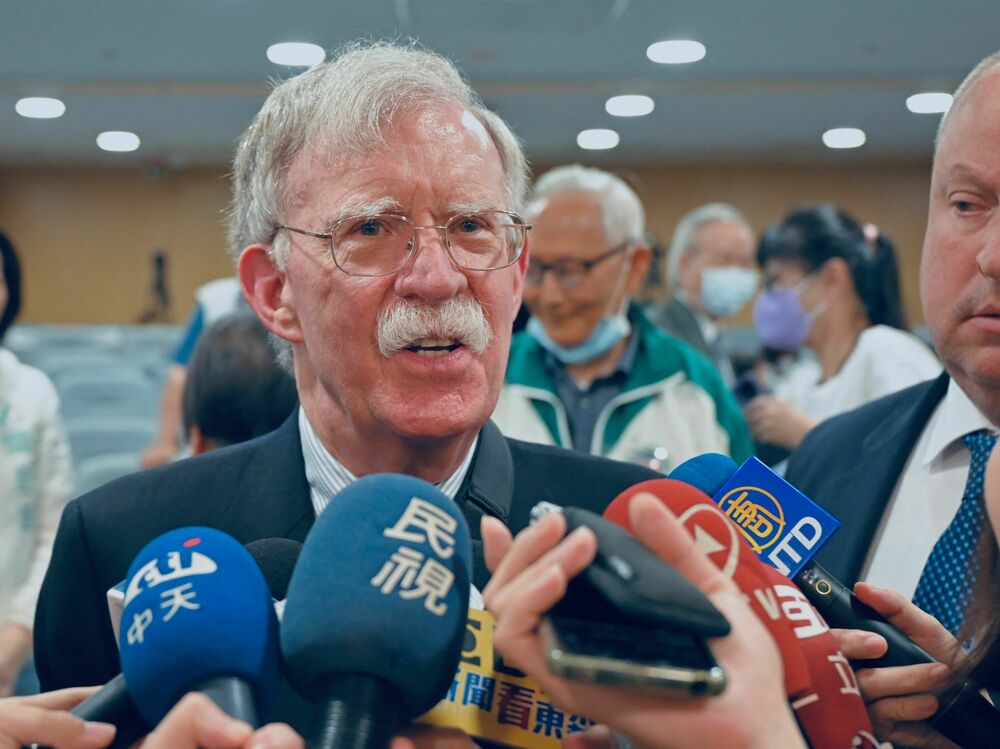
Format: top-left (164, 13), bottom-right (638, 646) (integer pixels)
top-left (912, 430), bottom-right (998, 635)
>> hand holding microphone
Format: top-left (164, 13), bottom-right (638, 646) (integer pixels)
top-left (482, 495), bottom-right (807, 749)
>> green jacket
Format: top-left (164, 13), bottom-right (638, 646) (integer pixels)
top-left (492, 306), bottom-right (753, 468)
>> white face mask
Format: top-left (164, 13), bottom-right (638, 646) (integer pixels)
top-left (699, 266), bottom-right (760, 319)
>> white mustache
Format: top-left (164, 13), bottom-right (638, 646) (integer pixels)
top-left (376, 297), bottom-right (493, 356)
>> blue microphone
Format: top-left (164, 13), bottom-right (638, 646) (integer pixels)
top-left (667, 452), bottom-right (738, 497)
top-left (118, 526), bottom-right (281, 728)
top-left (282, 473), bottom-right (472, 749)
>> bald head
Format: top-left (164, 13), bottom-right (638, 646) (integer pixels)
top-left (936, 51), bottom-right (1000, 150)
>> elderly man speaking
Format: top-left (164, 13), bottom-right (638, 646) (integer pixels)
top-left (33, 42), bottom-right (658, 699)
top-left (492, 165), bottom-right (752, 468)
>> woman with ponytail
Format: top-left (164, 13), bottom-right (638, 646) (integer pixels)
top-left (744, 204), bottom-right (941, 451)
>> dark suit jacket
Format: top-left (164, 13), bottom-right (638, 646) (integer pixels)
top-left (646, 297), bottom-right (712, 359)
top-left (784, 372), bottom-right (949, 584)
top-left (34, 416), bottom-right (659, 694)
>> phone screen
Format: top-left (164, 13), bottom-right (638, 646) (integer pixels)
top-left (541, 615), bottom-right (726, 697)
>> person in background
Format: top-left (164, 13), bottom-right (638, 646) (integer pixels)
top-left (745, 204), bottom-right (940, 451)
top-left (491, 165), bottom-right (752, 469)
top-left (0, 232), bottom-right (73, 697)
top-left (181, 312), bottom-right (297, 455)
top-left (140, 276), bottom-right (245, 467)
top-left (646, 203), bottom-right (759, 385)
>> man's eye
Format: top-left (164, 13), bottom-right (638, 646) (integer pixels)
top-left (358, 219), bottom-right (382, 235)
top-left (457, 217), bottom-right (484, 233)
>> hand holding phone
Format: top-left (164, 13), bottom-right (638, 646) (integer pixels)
top-left (535, 505), bottom-right (729, 697)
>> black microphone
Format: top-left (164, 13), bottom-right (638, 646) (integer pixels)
top-left (246, 537), bottom-right (302, 601)
top-left (281, 474), bottom-right (472, 749)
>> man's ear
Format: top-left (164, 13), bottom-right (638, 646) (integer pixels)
top-left (238, 245), bottom-right (303, 345)
top-left (625, 243), bottom-right (654, 295)
top-left (510, 235), bottom-right (529, 323)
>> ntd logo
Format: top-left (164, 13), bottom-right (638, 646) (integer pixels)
top-left (718, 486), bottom-right (785, 554)
top-left (711, 458), bottom-right (840, 578)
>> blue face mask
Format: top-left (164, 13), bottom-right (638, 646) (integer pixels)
top-left (527, 312), bottom-right (632, 365)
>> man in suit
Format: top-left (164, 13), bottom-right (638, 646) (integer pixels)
top-left (33, 41), bottom-right (658, 710)
top-left (786, 50), bottom-right (1000, 635)
top-left (646, 203), bottom-right (758, 385)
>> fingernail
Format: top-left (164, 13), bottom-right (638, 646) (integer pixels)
top-left (863, 634), bottom-right (884, 651)
top-left (567, 526), bottom-right (595, 544)
top-left (931, 663), bottom-right (950, 680)
top-left (222, 720), bottom-right (254, 743)
top-left (84, 722), bottom-right (116, 741)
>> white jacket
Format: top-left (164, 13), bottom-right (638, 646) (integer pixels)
top-left (0, 349), bottom-right (73, 628)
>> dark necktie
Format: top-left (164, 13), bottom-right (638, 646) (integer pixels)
top-left (912, 429), bottom-right (998, 635)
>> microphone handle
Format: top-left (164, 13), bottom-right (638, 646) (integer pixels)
top-left (312, 674), bottom-right (400, 749)
top-left (794, 562), bottom-right (1000, 747)
top-left (794, 562), bottom-right (933, 668)
top-left (70, 672), bottom-right (150, 749)
top-left (193, 675), bottom-right (259, 727)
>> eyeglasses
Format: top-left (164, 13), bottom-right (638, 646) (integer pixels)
top-left (525, 241), bottom-right (631, 290)
top-left (277, 210), bottom-right (531, 277)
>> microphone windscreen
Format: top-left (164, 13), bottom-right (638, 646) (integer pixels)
top-left (281, 473), bottom-right (472, 719)
top-left (667, 453), bottom-right (739, 497)
top-left (246, 538), bottom-right (302, 600)
top-left (118, 527), bottom-right (280, 726)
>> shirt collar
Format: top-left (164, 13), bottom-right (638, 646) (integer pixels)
top-left (297, 406), bottom-right (478, 517)
top-left (921, 378), bottom-right (997, 467)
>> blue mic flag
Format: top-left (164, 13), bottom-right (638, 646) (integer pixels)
top-left (282, 473), bottom-right (472, 720)
top-left (118, 527), bottom-right (280, 726)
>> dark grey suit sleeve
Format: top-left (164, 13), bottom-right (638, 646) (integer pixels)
top-left (34, 499), bottom-right (120, 690)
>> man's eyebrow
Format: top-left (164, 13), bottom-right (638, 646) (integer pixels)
top-left (447, 200), bottom-right (499, 215)
top-left (944, 162), bottom-right (992, 187)
top-left (319, 197), bottom-right (403, 227)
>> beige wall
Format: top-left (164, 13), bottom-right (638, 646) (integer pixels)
top-left (0, 166), bottom-right (234, 324)
top-left (0, 159), bottom-right (933, 325)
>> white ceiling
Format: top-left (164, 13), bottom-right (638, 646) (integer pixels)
top-left (2, 0), bottom-right (998, 168)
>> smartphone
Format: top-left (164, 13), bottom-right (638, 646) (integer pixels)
top-left (540, 614), bottom-right (726, 697)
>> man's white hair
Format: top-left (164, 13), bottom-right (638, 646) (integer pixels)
top-left (666, 203), bottom-right (751, 289)
top-left (225, 39), bottom-right (529, 372)
top-left (528, 164), bottom-right (645, 246)
top-left (936, 49), bottom-right (1000, 147)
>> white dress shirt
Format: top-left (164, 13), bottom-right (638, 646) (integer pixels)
top-left (862, 379), bottom-right (997, 599)
top-left (297, 407), bottom-right (484, 607)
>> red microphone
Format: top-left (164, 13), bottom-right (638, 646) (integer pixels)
top-left (604, 478), bottom-right (880, 749)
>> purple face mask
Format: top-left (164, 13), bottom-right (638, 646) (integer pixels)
top-left (753, 286), bottom-right (814, 351)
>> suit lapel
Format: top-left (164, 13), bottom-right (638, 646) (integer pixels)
top-left (816, 372), bottom-right (949, 581)
top-left (216, 415), bottom-right (315, 544)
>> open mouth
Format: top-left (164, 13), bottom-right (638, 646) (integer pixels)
top-left (403, 338), bottom-right (463, 357)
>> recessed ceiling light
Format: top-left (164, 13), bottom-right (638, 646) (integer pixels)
top-left (646, 40), bottom-right (706, 64)
top-left (577, 129), bottom-right (620, 150)
top-left (267, 42), bottom-right (325, 67)
top-left (822, 127), bottom-right (866, 149)
top-left (97, 131), bottom-right (141, 153)
top-left (15, 97), bottom-right (65, 119)
top-left (906, 92), bottom-right (953, 114)
top-left (605, 95), bottom-right (655, 117)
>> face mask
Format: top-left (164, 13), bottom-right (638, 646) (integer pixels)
top-left (527, 252), bottom-right (634, 365)
top-left (700, 267), bottom-right (760, 319)
top-left (527, 312), bottom-right (631, 365)
top-left (752, 275), bottom-right (825, 352)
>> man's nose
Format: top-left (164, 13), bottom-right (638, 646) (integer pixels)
top-left (394, 225), bottom-right (467, 301)
top-left (976, 216), bottom-right (1000, 281)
